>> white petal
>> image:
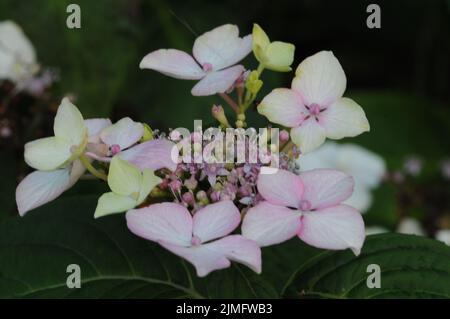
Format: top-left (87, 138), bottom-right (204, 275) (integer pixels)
top-left (160, 235), bottom-right (261, 277)
top-left (300, 169), bottom-right (354, 210)
top-left (16, 168), bottom-right (70, 216)
top-left (94, 192), bottom-right (137, 218)
top-left (126, 203), bottom-right (193, 246)
top-left (297, 142), bottom-right (339, 171)
top-left (336, 143), bottom-right (386, 189)
top-left (193, 24), bottom-right (252, 70)
top-left (0, 21), bottom-right (37, 82)
top-left (319, 97), bottom-right (370, 139)
top-left (344, 182), bottom-right (373, 213)
top-left (139, 49), bottom-right (205, 79)
top-left (54, 97), bottom-right (87, 146)
top-left (85, 118), bottom-right (112, 143)
top-left (257, 88), bottom-right (306, 127)
top-left (100, 117), bottom-right (144, 150)
top-left (292, 51), bottom-right (346, 107)
top-left (191, 65), bottom-right (243, 96)
top-left (435, 230), bottom-right (450, 246)
top-left (299, 204), bottom-right (365, 255)
top-left (397, 218), bottom-right (425, 236)
top-left (24, 137), bottom-right (72, 171)
top-left (192, 200), bottom-right (240, 243)
top-left (290, 118), bottom-right (326, 154)
top-left (242, 201), bottom-right (301, 247)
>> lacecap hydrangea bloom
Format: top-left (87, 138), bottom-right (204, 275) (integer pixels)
top-left (16, 23), bottom-right (371, 277)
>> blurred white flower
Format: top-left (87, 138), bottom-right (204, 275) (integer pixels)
top-left (435, 230), bottom-right (450, 246)
top-left (397, 217), bottom-right (425, 236)
top-left (365, 226), bottom-right (388, 236)
top-left (403, 155), bottom-right (423, 177)
top-left (297, 142), bottom-right (386, 212)
top-left (0, 20), bottom-right (38, 85)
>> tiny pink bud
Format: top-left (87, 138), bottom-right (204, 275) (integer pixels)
top-left (110, 144), bottom-right (121, 155)
top-left (170, 130), bottom-right (181, 141)
top-left (280, 130), bottom-right (289, 142)
top-left (169, 180), bottom-right (182, 192)
top-left (182, 192), bottom-right (194, 205)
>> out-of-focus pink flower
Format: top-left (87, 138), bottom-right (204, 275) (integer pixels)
top-left (242, 169), bottom-right (365, 255)
top-left (126, 200), bottom-right (261, 277)
top-left (139, 24), bottom-right (251, 96)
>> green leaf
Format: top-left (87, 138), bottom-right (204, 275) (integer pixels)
top-left (282, 233), bottom-right (450, 298)
top-left (0, 195), bottom-right (277, 299)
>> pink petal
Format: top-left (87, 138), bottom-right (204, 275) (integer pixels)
top-left (257, 88), bottom-right (306, 127)
top-left (191, 65), bottom-right (244, 96)
top-left (192, 200), bottom-right (240, 243)
top-left (119, 139), bottom-right (178, 172)
top-left (126, 203), bottom-right (193, 246)
top-left (242, 201), bottom-right (301, 247)
top-left (257, 169), bottom-right (303, 208)
top-left (193, 24), bottom-right (252, 71)
top-left (300, 169), bottom-right (354, 210)
top-left (139, 49), bottom-right (205, 80)
top-left (160, 235), bottom-right (261, 277)
top-left (298, 204), bottom-right (365, 255)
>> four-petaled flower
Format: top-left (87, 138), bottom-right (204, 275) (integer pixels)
top-left (139, 24), bottom-right (252, 96)
top-left (126, 200), bottom-right (261, 277)
top-left (258, 51), bottom-right (370, 154)
top-left (242, 168), bottom-right (365, 255)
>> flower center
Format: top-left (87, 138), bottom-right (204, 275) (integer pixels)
top-left (202, 63), bottom-right (213, 72)
top-left (299, 199), bottom-right (312, 211)
top-left (110, 144), bottom-right (121, 155)
top-left (308, 103), bottom-right (322, 116)
top-left (191, 235), bottom-right (201, 246)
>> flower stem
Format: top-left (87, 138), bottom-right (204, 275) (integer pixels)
top-left (79, 155), bottom-right (108, 181)
top-left (219, 93), bottom-right (239, 113)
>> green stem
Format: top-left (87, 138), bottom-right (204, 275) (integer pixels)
top-left (79, 155), bottom-right (107, 181)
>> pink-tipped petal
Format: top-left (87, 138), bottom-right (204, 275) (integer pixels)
top-left (205, 235), bottom-right (261, 274)
top-left (193, 24), bottom-right (252, 70)
top-left (257, 88), bottom-right (306, 127)
top-left (242, 201), bottom-right (301, 247)
top-left (291, 51), bottom-right (346, 107)
top-left (191, 65), bottom-right (244, 96)
top-left (126, 203), bottom-right (193, 247)
top-left (298, 204), bottom-right (365, 255)
top-left (119, 139), bottom-right (178, 171)
top-left (193, 200), bottom-right (240, 243)
top-left (16, 168), bottom-right (70, 216)
top-left (160, 242), bottom-right (230, 277)
top-left (257, 169), bottom-right (303, 208)
top-left (299, 169), bottom-right (354, 210)
top-left (139, 49), bottom-right (205, 80)
top-left (160, 235), bottom-right (261, 277)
